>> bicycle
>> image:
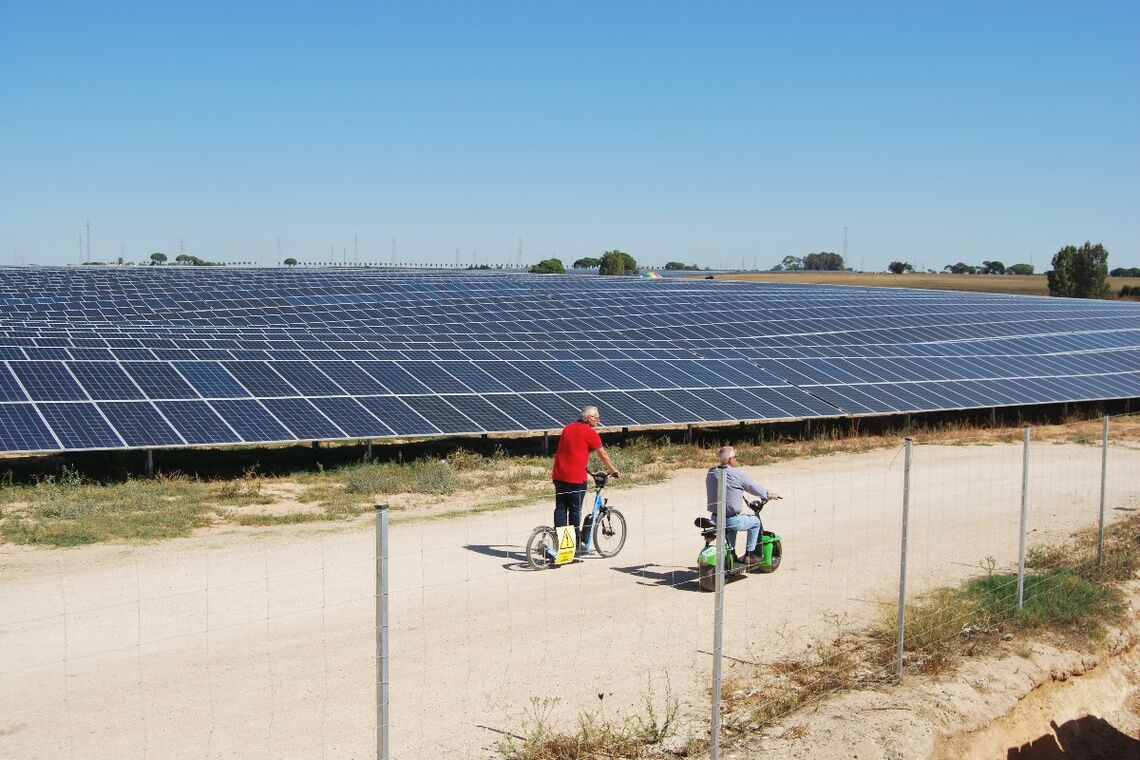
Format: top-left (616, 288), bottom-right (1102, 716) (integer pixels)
top-left (526, 471), bottom-right (627, 570)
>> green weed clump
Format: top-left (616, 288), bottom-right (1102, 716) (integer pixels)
top-left (338, 457), bottom-right (461, 496)
top-left (0, 472), bottom-right (220, 546)
top-left (873, 516), bottom-right (1139, 676)
top-left (966, 570), bottom-right (1120, 636)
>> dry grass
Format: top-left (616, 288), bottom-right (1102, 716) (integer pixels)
top-left (496, 689), bottom-right (679, 760)
top-left (715, 270), bottom-right (1140, 298)
top-left (717, 632), bottom-right (879, 737)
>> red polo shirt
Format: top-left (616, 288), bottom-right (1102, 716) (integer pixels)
top-left (551, 420), bottom-right (603, 483)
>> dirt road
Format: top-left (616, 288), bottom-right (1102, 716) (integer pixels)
top-left (2, 441), bottom-right (1136, 758)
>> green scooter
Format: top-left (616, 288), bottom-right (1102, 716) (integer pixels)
top-left (695, 498), bottom-right (782, 592)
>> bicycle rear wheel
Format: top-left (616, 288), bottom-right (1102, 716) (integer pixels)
top-left (525, 526), bottom-right (558, 570)
top-left (591, 508), bottom-right (627, 557)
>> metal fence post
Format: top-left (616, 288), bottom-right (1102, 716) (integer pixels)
top-left (896, 438), bottom-right (912, 682)
top-left (1097, 416), bottom-right (1109, 567)
top-left (1017, 427), bottom-right (1030, 611)
top-left (711, 466), bottom-right (727, 759)
top-left (375, 504), bottom-right (390, 760)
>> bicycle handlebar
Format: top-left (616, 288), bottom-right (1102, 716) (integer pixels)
top-left (592, 469), bottom-right (620, 487)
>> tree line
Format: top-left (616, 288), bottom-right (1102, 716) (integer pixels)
top-left (530, 250), bottom-right (658, 275)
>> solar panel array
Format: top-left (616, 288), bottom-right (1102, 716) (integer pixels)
top-left (0, 267), bottom-right (1137, 453)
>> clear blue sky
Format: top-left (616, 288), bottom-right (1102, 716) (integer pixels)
top-left (2, 1), bottom-right (1137, 271)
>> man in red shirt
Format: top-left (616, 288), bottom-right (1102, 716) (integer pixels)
top-left (552, 405), bottom-right (620, 549)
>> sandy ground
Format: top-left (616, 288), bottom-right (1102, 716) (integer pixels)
top-left (1, 441), bottom-right (1137, 759)
top-left (720, 581), bottom-right (1140, 760)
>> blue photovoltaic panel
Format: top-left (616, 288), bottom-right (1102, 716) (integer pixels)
top-left (35, 403), bottom-right (124, 449)
top-left (402, 362), bottom-right (471, 393)
top-left (600, 391), bottom-right (673, 425)
top-left (312, 361), bottom-right (389, 395)
top-left (563, 391), bottom-right (637, 426)
top-left (511, 361), bottom-right (580, 391)
top-left (667, 390), bottom-right (739, 422)
top-left (437, 362), bottom-right (511, 393)
top-left (607, 360), bottom-right (677, 389)
top-left (527, 393), bottom-right (583, 424)
top-left (9, 361), bottom-right (88, 401)
top-left (122, 362), bottom-right (201, 400)
top-left (444, 395), bottom-right (525, 432)
top-left (402, 396), bottom-right (479, 433)
top-left (222, 361), bottom-right (298, 397)
top-left (633, 390), bottom-right (707, 423)
top-left (702, 389), bottom-right (771, 421)
top-left (483, 394), bottom-right (562, 429)
top-left (267, 362), bottom-right (344, 396)
top-left (309, 397), bottom-right (395, 437)
top-left (0, 403), bottom-right (60, 451)
top-left (356, 361), bottom-right (430, 394)
top-left (591, 362), bottom-right (654, 389)
top-left (173, 362), bottom-right (251, 399)
top-left (716, 387), bottom-right (787, 419)
top-left (475, 361), bottom-right (550, 392)
top-left (547, 362), bottom-right (617, 391)
top-left (356, 396), bottom-right (441, 436)
top-left (99, 402), bottom-right (186, 447)
top-left (261, 398), bottom-right (346, 439)
top-left (155, 400), bottom-right (243, 444)
top-left (209, 399), bottom-right (295, 442)
top-left (0, 364), bottom-right (29, 401)
top-left (0, 268), bottom-right (1136, 452)
top-left (67, 362), bottom-right (146, 401)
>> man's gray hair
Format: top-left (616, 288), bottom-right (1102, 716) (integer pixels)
top-left (580, 405), bottom-right (600, 422)
top-left (718, 446), bottom-right (736, 465)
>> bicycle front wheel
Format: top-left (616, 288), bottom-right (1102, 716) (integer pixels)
top-left (591, 508), bottom-right (627, 557)
top-left (525, 526), bottom-right (558, 570)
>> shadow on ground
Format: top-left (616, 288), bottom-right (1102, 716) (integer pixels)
top-left (610, 563), bottom-right (714, 592)
top-left (1006, 716), bottom-right (1139, 759)
top-left (462, 543), bottom-right (531, 571)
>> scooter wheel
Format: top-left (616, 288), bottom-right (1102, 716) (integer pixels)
top-left (697, 564), bottom-right (717, 592)
top-left (525, 527), bottom-right (559, 570)
top-left (754, 538), bottom-right (781, 574)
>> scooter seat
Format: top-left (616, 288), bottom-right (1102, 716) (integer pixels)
top-left (694, 517), bottom-right (714, 529)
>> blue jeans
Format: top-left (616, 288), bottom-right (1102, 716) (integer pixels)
top-left (554, 480), bottom-right (587, 546)
top-left (715, 512), bottom-right (762, 554)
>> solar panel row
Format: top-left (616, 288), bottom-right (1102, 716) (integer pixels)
top-left (0, 268), bottom-right (1136, 454)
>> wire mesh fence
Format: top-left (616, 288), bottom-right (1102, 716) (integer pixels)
top-left (1, 414), bottom-right (1136, 759)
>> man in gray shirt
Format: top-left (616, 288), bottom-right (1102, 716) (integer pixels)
top-left (705, 445), bottom-right (781, 564)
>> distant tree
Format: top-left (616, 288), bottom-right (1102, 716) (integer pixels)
top-left (888, 261), bottom-right (913, 274)
top-left (529, 258), bottom-right (565, 274)
top-left (1007, 263), bottom-right (1034, 275)
top-left (979, 260), bottom-right (1006, 275)
top-left (150, 252), bottom-right (167, 265)
top-left (802, 251), bottom-right (845, 271)
top-left (283, 257), bottom-right (298, 266)
top-left (1046, 242), bottom-right (1110, 299)
top-left (664, 261), bottom-right (700, 270)
top-left (1121, 285), bottom-right (1135, 298)
top-left (599, 250), bottom-right (638, 276)
top-left (775, 255), bottom-right (803, 271)
top-left (1110, 267), bottom-right (1140, 277)
top-left (944, 262), bottom-right (976, 274)
top-left (573, 257), bottom-right (601, 269)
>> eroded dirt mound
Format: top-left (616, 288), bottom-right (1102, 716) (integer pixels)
top-left (723, 581), bottom-right (1140, 760)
